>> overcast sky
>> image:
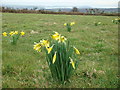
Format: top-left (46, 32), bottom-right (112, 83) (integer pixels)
top-left (2, 0), bottom-right (119, 8)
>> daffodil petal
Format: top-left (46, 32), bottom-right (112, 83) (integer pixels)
top-left (53, 51), bottom-right (57, 64)
top-left (69, 57), bottom-right (75, 69)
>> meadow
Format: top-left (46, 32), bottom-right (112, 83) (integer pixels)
top-left (2, 13), bottom-right (118, 88)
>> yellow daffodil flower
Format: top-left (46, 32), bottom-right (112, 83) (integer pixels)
top-left (69, 57), bottom-right (75, 69)
top-left (20, 31), bottom-right (25, 36)
top-left (53, 51), bottom-right (57, 64)
top-left (64, 23), bottom-right (67, 26)
top-left (51, 32), bottom-right (61, 40)
top-left (74, 47), bottom-right (80, 55)
top-left (33, 42), bottom-right (42, 52)
top-left (60, 36), bottom-right (67, 42)
top-left (70, 22), bottom-right (75, 26)
top-left (40, 39), bottom-right (50, 47)
top-left (14, 31), bottom-right (18, 34)
top-left (51, 32), bottom-right (67, 43)
top-left (9, 31), bottom-right (15, 36)
top-left (2, 32), bottom-right (7, 36)
top-left (46, 45), bottom-right (54, 54)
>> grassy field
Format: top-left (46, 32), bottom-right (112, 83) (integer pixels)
top-left (2, 13), bottom-right (118, 88)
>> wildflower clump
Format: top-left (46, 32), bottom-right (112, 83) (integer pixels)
top-left (64, 22), bottom-right (75, 32)
top-left (33, 31), bottom-right (80, 83)
top-left (112, 18), bottom-right (120, 24)
top-left (2, 31), bottom-right (25, 45)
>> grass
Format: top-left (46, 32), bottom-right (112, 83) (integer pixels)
top-left (2, 13), bottom-right (118, 88)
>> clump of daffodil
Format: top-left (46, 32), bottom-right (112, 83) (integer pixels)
top-left (2, 31), bottom-right (25, 45)
top-left (64, 22), bottom-right (75, 32)
top-left (112, 18), bottom-right (120, 24)
top-left (34, 31), bottom-right (80, 83)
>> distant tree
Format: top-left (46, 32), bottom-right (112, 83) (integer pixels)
top-left (86, 8), bottom-right (104, 14)
top-left (86, 9), bottom-right (89, 13)
top-left (2, 7), bottom-right (5, 10)
top-left (101, 10), bottom-right (104, 14)
top-left (72, 7), bottom-right (79, 12)
top-left (58, 9), bottom-right (61, 12)
top-left (33, 7), bottom-right (38, 10)
top-left (23, 8), bottom-right (28, 10)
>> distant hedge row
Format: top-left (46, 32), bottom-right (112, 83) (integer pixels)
top-left (0, 7), bottom-right (119, 16)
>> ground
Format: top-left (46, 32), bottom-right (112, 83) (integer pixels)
top-left (2, 13), bottom-right (118, 88)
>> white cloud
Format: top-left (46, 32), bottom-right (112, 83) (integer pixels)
top-left (2, 0), bottom-right (119, 8)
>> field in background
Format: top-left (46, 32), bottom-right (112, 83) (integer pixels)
top-left (2, 13), bottom-right (118, 88)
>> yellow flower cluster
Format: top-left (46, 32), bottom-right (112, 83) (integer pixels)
top-left (70, 22), bottom-right (75, 26)
top-left (64, 22), bottom-right (75, 26)
top-left (34, 39), bottom-right (51, 52)
top-left (51, 32), bottom-right (67, 43)
top-left (33, 32), bottom-right (80, 69)
top-left (34, 32), bottom-right (66, 53)
top-left (2, 31), bottom-right (25, 36)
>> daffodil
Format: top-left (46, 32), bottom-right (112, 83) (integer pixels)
top-left (33, 42), bottom-right (42, 52)
top-left (64, 23), bottom-right (67, 26)
top-left (73, 47), bottom-right (80, 55)
top-left (70, 22), bottom-right (75, 26)
top-left (51, 32), bottom-right (61, 40)
top-left (20, 31), bottom-right (25, 36)
top-left (14, 31), bottom-right (18, 34)
top-left (53, 51), bottom-right (57, 64)
top-left (9, 31), bottom-right (15, 36)
top-left (40, 39), bottom-right (50, 47)
top-left (2, 32), bottom-right (7, 36)
top-left (59, 36), bottom-right (67, 42)
top-left (46, 45), bottom-right (54, 54)
top-left (69, 57), bottom-right (75, 69)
